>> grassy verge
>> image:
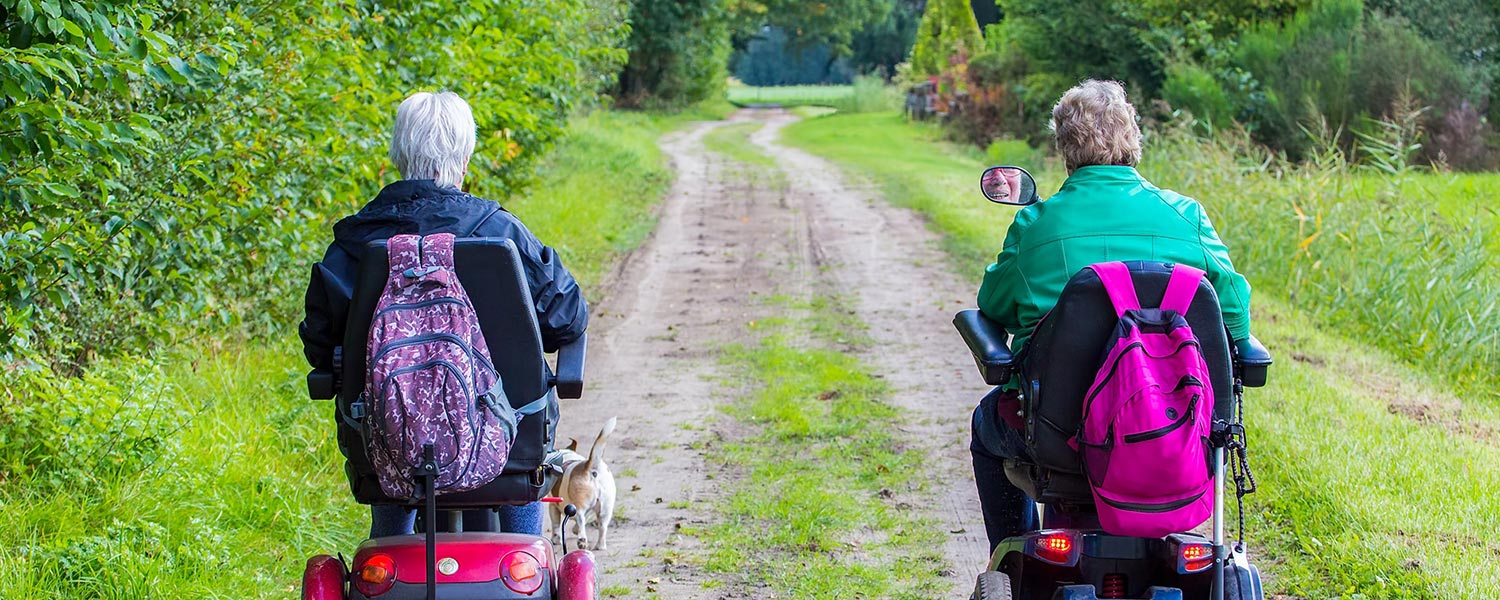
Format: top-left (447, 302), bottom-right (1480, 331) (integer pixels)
top-left (0, 106), bottom-right (722, 599)
top-left (695, 295), bottom-right (948, 598)
top-left (782, 111), bottom-right (1500, 597)
top-left (505, 102), bottom-right (734, 289)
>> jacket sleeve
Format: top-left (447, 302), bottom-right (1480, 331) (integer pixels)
top-left (298, 246), bottom-right (355, 370)
top-left (1192, 203), bottom-right (1252, 341)
top-left (477, 215), bottom-right (589, 352)
top-left (977, 207), bottom-right (1038, 336)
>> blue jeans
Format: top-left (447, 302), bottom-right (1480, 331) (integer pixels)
top-left (970, 387), bottom-right (1039, 554)
top-left (370, 502), bottom-right (543, 538)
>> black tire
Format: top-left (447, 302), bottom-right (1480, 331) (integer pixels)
top-left (1221, 562), bottom-right (1264, 600)
top-left (974, 571), bottom-right (1013, 600)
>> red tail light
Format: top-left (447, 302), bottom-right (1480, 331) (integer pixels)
top-left (1030, 531), bottom-right (1077, 565)
top-left (500, 551), bottom-right (543, 595)
top-left (353, 553), bottom-right (397, 597)
top-left (1180, 543), bottom-right (1214, 572)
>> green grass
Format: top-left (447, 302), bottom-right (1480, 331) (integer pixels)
top-left (0, 343), bottom-right (362, 599)
top-left (782, 111), bottom-right (1500, 598)
top-left (727, 83), bottom-right (854, 107)
top-left (727, 77), bottom-right (902, 114)
top-left (0, 106), bottom-right (722, 599)
top-left (702, 122), bottom-right (776, 167)
top-left (695, 295), bottom-right (948, 598)
top-left (507, 103), bottom-right (734, 289)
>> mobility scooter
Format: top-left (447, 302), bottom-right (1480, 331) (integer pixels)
top-left (304, 238), bottom-right (597, 600)
top-left (956, 167), bottom-right (1274, 600)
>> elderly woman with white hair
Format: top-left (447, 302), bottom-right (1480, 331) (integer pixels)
top-left (300, 91), bottom-right (588, 538)
top-left (968, 80), bottom-right (1253, 553)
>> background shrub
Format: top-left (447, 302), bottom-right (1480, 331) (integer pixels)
top-left (0, 0), bottom-right (628, 369)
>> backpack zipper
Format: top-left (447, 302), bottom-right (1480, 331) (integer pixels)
top-left (371, 297), bottom-right (465, 322)
top-left (368, 332), bottom-right (498, 375)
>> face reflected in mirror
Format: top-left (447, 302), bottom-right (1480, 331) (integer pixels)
top-left (980, 166), bottom-right (1038, 206)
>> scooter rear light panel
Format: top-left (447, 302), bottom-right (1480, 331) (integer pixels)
top-left (1179, 542), bottom-right (1214, 573)
top-left (501, 550), bottom-right (544, 595)
top-left (353, 553), bottom-right (397, 597)
top-left (1026, 530), bottom-right (1080, 566)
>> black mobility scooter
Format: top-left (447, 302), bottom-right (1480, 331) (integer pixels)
top-left (955, 167), bottom-right (1273, 600)
top-left (305, 238), bottom-right (598, 600)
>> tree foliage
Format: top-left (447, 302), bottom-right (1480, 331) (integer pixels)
top-left (615, 0), bottom-right (732, 109)
top-left (910, 0), bottom-right (983, 76)
top-left (731, 0), bottom-right (891, 58)
top-left (0, 0), bottom-right (628, 368)
top-left (850, 0), bottom-right (925, 77)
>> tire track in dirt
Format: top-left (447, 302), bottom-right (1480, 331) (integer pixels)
top-left (556, 108), bottom-right (989, 598)
top-left (748, 111), bottom-right (992, 594)
top-left (553, 112), bottom-right (810, 598)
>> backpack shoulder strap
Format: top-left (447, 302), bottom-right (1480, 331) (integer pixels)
top-left (420, 233), bottom-right (457, 269)
top-left (387, 234), bottom-right (422, 273)
top-left (1159, 264), bottom-right (1207, 316)
top-left (1087, 262), bottom-right (1140, 317)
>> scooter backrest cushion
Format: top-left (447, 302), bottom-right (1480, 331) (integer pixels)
top-left (1023, 261), bottom-right (1233, 479)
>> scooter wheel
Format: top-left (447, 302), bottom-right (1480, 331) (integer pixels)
top-left (974, 571), bottom-right (1013, 600)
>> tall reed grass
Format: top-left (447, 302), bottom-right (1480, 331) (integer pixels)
top-left (1143, 128), bottom-right (1500, 399)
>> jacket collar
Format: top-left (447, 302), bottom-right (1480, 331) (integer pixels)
top-left (1059, 165), bottom-right (1146, 190)
top-left (368, 179), bottom-right (465, 207)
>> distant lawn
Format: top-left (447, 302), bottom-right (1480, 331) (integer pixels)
top-left (727, 84), bottom-right (854, 108)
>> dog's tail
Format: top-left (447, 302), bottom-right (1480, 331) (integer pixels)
top-left (585, 416), bottom-right (617, 474)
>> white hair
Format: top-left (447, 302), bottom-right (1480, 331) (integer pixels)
top-left (388, 91), bottom-right (476, 189)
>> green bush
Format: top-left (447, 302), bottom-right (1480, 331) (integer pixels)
top-left (1162, 60), bottom-right (1235, 130)
top-left (0, 0), bottom-right (628, 369)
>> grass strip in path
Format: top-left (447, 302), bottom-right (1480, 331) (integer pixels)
top-left (696, 295), bottom-right (948, 599)
top-left (781, 111), bottom-right (1500, 598)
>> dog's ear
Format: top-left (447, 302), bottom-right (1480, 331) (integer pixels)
top-left (566, 437), bottom-right (579, 452)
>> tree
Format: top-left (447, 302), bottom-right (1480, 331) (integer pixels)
top-left (910, 0), bottom-right (984, 76)
top-left (730, 0), bottom-right (892, 58)
top-left (850, 0), bottom-right (925, 77)
top-left (615, 0), bottom-right (732, 109)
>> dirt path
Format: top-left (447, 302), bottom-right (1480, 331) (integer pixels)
top-left (555, 109), bottom-right (989, 598)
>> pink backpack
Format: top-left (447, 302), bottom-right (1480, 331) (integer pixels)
top-left (1072, 262), bottom-right (1215, 538)
top-left (363, 233), bottom-right (543, 501)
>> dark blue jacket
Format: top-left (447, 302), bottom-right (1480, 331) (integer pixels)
top-left (299, 179), bottom-right (589, 370)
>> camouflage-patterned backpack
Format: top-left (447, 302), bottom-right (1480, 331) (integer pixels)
top-left (361, 233), bottom-right (544, 501)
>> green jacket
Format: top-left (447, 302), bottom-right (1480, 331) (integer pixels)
top-left (978, 165), bottom-right (1252, 355)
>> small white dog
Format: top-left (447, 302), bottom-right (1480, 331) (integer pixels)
top-left (548, 417), bottom-right (616, 551)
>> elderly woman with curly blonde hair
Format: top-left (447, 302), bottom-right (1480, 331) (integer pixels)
top-left (968, 79), bottom-right (1253, 553)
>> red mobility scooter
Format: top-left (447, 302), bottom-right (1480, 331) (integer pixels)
top-left (956, 168), bottom-right (1273, 600)
top-left (304, 238), bottom-right (597, 600)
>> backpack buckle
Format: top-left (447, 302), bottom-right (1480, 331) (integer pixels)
top-left (349, 399), bottom-right (367, 420)
top-left (402, 266), bottom-right (441, 278)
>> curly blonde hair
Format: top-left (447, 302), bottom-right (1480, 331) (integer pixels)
top-left (1049, 80), bottom-right (1142, 171)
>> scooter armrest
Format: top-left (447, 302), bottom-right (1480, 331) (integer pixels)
top-left (1234, 335), bottom-right (1272, 388)
top-left (307, 369), bottom-right (336, 400)
top-left (552, 334), bottom-right (587, 399)
top-left (953, 309), bottom-right (1015, 386)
